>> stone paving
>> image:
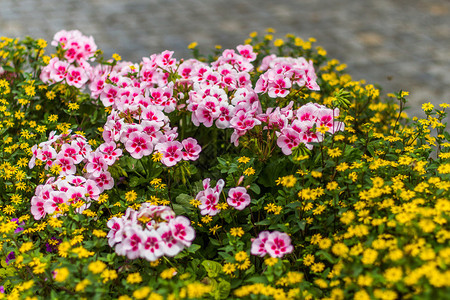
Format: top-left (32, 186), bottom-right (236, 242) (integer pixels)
top-left (1, 0), bottom-right (449, 121)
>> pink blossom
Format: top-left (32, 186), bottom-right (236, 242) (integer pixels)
top-left (276, 128), bottom-right (301, 155)
top-left (98, 142), bottom-right (122, 165)
top-left (267, 74), bottom-right (291, 98)
top-left (155, 141), bottom-right (183, 167)
top-left (198, 189), bottom-right (220, 216)
top-left (66, 66), bottom-right (89, 88)
top-left (181, 138), bottom-right (202, 161)
top-left (122, 227), bottom-right (145, 260)
top-left (236, 44), bottom-right (257, 62)
top-left (250, 231), bottom-right (270, 257)
top-left (157, 223), bottom-right (183, 257)
top-left (265, 231), bottom-right (293, 258)
top-left (54, 156), bottom-right (76, 175)
top-left (107, 217), bottom-right (126, 247)
top-left (85, 151), bottom-right (108, 177)
top-left (31, 196), bottom-right (46, 220)
top-left (141, 230), bottom-right (164, 261)
top-left (227, 187), bottom-right (251, 210)
top-left (125, 131), bottom-right (153, 159)
top-left (169, 216), bottom-right (195, 247)
top-left (90, 170), bottom-right (114, 193)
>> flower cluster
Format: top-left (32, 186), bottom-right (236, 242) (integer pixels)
top-left (29, 131), bottom-right (117, 220)
top-left (107, 204), bottom-right (195, 261)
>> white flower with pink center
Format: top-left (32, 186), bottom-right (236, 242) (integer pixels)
top-left (90, 170), bottom-right (114, 193)
top-left (157, 223), bottom-right (183, 257)
top-left (267, 74), bottom-right (292, 98)
top-left (181, 138), bottom-right (202, 161)
top-left (107, 217), bottom-right (126, 247)
top-left (169, 216), bottom-right (195, 247)
top-left (54, 156), bottom-right (76, 175)
top-left (98, 142), bottom-right (122, 165)
top-left (250, 231), bottom-right (270, 257)
top-left (85, 151), bottom-right (108, 177)
top-left (31, 196), bottom-right (46, 220)
top-left (121, 227), bottom-right (145, 260)
top-left (251, 231), bottom-right (293, 258)
top-left (48, 58), bottom-right (69, 83)
top-left (227, 187), bottom-right (251, 210)
top-left (44, 191), bottom-right (68, 215)
top-left (107, 205), bottom-right (195, 261)
top-left (276, 128), bottom-right (301, 155)
top-left (141, 230), bottom-right (164, 261)
top-left (265, 231), bottom-right (294, 258)
top-left (66, 65), bottom-right (89, 88)
top-left (125, 131), bottom-right (153, 159)
top-left (155, 141), bottom-right (183, 167)
top-left (196, 178), bottom-right (224, 216)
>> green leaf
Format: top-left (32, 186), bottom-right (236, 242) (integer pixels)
top-left (316, 250), bottom-right (337, 264)
top-left (255, 219), bottom-right (272, 226)
top-left (249, 183), bottom-right (260, 194)
top-left (187, 244), bottom-right (201, 253)
top-left (176, 193), bottom-right (193, 206)
top-left (202, 260), bottom-right (222, 278)
top-left (214, 279), bottom-right (231, 300)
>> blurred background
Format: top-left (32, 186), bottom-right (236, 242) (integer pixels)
top-left (1, 0), bottom-right (449, 121)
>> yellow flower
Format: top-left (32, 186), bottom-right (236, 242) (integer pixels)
top-left (88, 260), bottom-right (106, 274)
top-left (201, 215), bottom-right (212, 223)
top-left (243, 167), bottom-right (255, 176)
top-left (75, 279), bottom-right (91, 292)
top-left (235, 251), bottom-right (248, 262)
top-left (127, 272), bottom-right (142, 284)
top-left (100, 269), bottom-right (117, 283)
top-left (274, 39), bottom-right (284, 47)
top-left (190, 198), bottom-right (201, 207)
top-left (19, 242), bottom-right (33, 253)
top-left (384, 267), bottom-right (403, 283)
top-left (238, 156), bottom-right (250, 164)
top-left (222, 263), bottom-right (236, 275)
top-left (133, 286), bottom-right (151, 299)
top-left (125, 190), bottom-right (138, 202)
top-left (152, 152), bottom-right (163, 162)
top-left (311, 262), bottom-right (325, 273)
top-left (209, 224), bottom-right (222, 235)
top-left (230, 227), bottom-right (244, 237)
top-left (326, 181), bottom-right (338, 191)
top-left (276, 175), bottom-right (297, 188)
top-left (422, 102), bottom-right (434, 112)
top-left (54, 267), bottom-right (70, 282)
top-left (303, 254), bottom-right (315, 266)
top-left (160, 268), bottom-right (177, 279)
top-left (328, 147), bottom-right (342, 158)
top-left (112, 53), bottom-right (121, 61)
top-left (188, 42), bottom-right (198, 49)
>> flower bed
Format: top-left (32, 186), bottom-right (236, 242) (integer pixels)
top-left (0, 29), bottom-right (449, 299)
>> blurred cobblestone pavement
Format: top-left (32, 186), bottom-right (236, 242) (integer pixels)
top-left (1, 0), bottom-right (449, 121)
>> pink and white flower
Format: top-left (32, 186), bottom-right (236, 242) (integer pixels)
top-left (265, 231), bottom-right (294, 258)
top-left (251, 231), bottom-right (293, 258)
top-left (227, 187), bottom-right (251, 210)
top-left (181, 138), bottom-right (202, 161)
top-left (155, 141), bottom-right (183, 167)
top-left (125, 131), bottom-right (153, 159)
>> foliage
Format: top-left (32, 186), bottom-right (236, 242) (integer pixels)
top-left (0, 29), bottom-right (449, 300)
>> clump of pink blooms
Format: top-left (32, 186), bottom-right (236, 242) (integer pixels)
top-left (251, 231), bottom-right (294, 258)
top-left (195, 178), bottom-right (252, 215)
top-left (106, 204), bottom-right (195, 261)
top-left (29, 131), bottom-right (118, 220)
